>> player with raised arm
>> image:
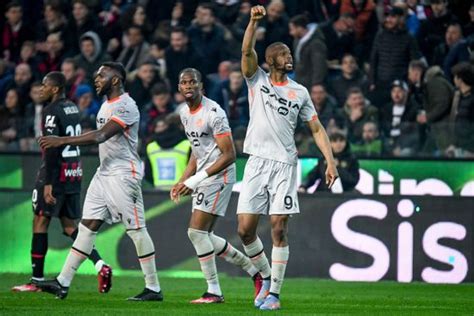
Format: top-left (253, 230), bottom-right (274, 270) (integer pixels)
top-left (12, 72), bottom-right (112, 294)
top-left (238, 6), bottom-right (339, 310)
top-left (37, 62), bottom-right (162, 301)
top-left (171, 68), bottom-right (262, 304)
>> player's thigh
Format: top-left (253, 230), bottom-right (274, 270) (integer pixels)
top-left (58, 193), bottom-right (81, 220)
top-left (104, 175), bottom-right (146, 230)
top-left (82, 173), bottom-right (109, 222)
top-left (32, 186), bottom-right (64, 218)
top-left (192, 183), bottom-right (233, 217)
top-left (268, 163), bottom-right (299, 215)
top-left (237, 156), bottom-right (271, 215)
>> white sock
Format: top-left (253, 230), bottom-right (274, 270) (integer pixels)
top-left (209, 232), bottom-right (259, 277)
top-left (127, 228), bottom-right (161, 293)
top-left (188, 228), bottom-right (221, 296)
top-left (57, 223), bottom-right (96, 287)
top-left (94, 259), bottom-right (105, 272)
top-left (243, 237), bottom-right (271, 279)
top-left (269, 246), bottom-right (289, 295)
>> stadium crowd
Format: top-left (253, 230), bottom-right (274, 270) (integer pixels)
top-left (0, 0), bottom-right (473, 158)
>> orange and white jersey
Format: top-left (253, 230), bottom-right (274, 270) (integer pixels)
top-left (96, 93), bottom-right (142, 178)
top-left (179, 96), bottom-right (236, 185)
top-left (244, 67), bottom-right (318, 165)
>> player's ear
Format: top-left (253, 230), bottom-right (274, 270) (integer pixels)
top-left (112, 76), bottom-right (120, 86)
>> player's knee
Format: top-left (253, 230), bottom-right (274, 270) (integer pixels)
top-left (237, 226), bottom-right (255, 244)
top-left (271, 226), bottom-right (288, 245)
top-left (187, 228), bottom-right (208, 243)
top-left (80, 219), bottom-right (102, 231)
top-left (33, 215), bottom-right (50, 232)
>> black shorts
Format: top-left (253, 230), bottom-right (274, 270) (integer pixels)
top-left (32, 186), bottom-right (81, 219)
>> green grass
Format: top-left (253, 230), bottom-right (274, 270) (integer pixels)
top-left (1, 274), bottom-right (473, 315)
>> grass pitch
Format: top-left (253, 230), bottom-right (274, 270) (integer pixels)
top-left (1, 274), bottom-right (473, 315)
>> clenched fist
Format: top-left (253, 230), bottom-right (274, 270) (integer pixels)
top-left (250, 5), bottom-right (266, 21)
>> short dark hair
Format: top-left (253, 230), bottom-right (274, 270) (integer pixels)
top-left (171, 26), bottom-right (187, 36)
top-left (409, 59), bottom-right (427, 72)
top-left (127, 24), bottom-right (143, 34)
top-left (329, 132), bottom-right (346, 142)
top-left (6, 1), bottom-right (21, 11)
top-left (101, 62), bottom-right (126, 82)
top-left (289, 14), bottom-right (309, 28)
top-left (198, 2), bottom-right (215, 16)
top-left (179, 68), bottom-right (202, 83)
top-left (152, 38), bottom-right (169, 50)
top-left (62, 58), bottom-right (77, 69)
top-left (347, 87), bottom-right (363, 96)
top-left (151, 83), bottom-right (170, 96)
top-left (452, 62), bottom-right (474, 86)
top-left (45, 71), bottom-right (66, 90)
top-left (31, 81), bottom-right (43, 89)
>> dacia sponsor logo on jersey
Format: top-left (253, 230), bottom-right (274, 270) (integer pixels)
top-left (260, 85), bottom-right (300, 116)
top-left (186, 131), bottom-right (209, 138)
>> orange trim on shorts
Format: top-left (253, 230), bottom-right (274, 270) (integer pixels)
top-left (214, 132), bottom-right (231, 138)
top-left (272, 260), bottom-right (288, 264)
top-left (223, 169), bottom-right (228, 184)
top-left (130, 160), bottom-right (136, 178)
top-left (71, 248), bottom-right (87, 259)
top-left (110, 116), bottom-right (127, 128)
top-left (133, 205), bottom-right (139, 229)
top-left (211, 190), bottom-right (221, 214)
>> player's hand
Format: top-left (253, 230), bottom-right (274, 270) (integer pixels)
top-left (170, 182), bottom-right (192, 204)
top-left (38, 136), bottom-right (63, 149)
top-left (250, 5), bottom-right (266, 21)
top-left (43, 184), bottom-right (56, 205)
top-left (325, 163), bottom-right (339, 189)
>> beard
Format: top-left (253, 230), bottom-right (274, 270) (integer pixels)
top-left (97, 81), bottom-right (112, 96)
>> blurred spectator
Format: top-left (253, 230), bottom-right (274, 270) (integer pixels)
top-left (127, 60), bottom-right (163, 110)
top-left (417, 65), bottom-right (454, 155)
top-left (2, 63), bottom-right (33, 106)
top-left (0, 1), bottom-right (34, 63)
top-left (339, 87), bottom-right (378, 143)
top-left (187, 3), bottom-right (228, 76)
top-left (165, 26), bottom-right (199, 93)
top-left (417, 0), bottom-right (458, 64)
top-left (207, 60), bottom-right (232, 97)
top-left (447, 62), bottom-right (474, 157)
top-left (117, 25), bottom-right (150, 72)
top-left (298, 132), bottom-right (359, 193)
top-left (397, 0), bottom-right (425, 37)
top-left (68, 0), bottom-right (105, 55)
top-left (289, 14), bottom-right (327, 91)
top-left (432, 22), bottom-right (463, 68)
top-left (214, 0), bottom-right (241, 26)
top-left (38, 32), bottom-right (68, 76)
top-left (0, 60), bottom-right (13, 102)
top-left (351, 121), bottom-right (383, 157)
top-left (148, 39), bottom-right (168, 80)
top-left (22, 82), bottom-right (43, 151)
top-left (443, 34), bottom-right (474, 80)
top-left (380, 80), bottom-right (420, 157)
top-left (142, 84), bottom-right (175, 138)
top-left (230, 1), bottom-right (252, 42)
top-left (298, 0), bottom-right (341, 23)
top-left (463, 4), bottom-right (474, 36)
top-left (120, 4), bottom-right (153, 40)
top-left (328, 53), bottom-right (369, 106)
top-left (62, 58), bottom-right (86, 100)
top-left (18, 41), bottom-right (40, 78)
top-left (35, 0), bottom-right (69, 53)
top-left (144, 116), bottom-right (190, 190)
top-left (75, 84), bottom-right (100, 129)
top-left (74, 31), bottom-right (111, 87)
top-left (212, 65), bottom-right (249, 129)
top-left (309, 83), bottom-right (341, 130)
top-left (369, 7), bottom-right (420, 107)
top-left (152, 1), bottom-right (186, 42)
top-left (320, 13), bottom-right (355, 65)
top-left (340, 0), bottom-right (378, 64)
top-left (255, 0), bottom-right (292, 59)
top-left (0, 88), bottom-right (23, 150)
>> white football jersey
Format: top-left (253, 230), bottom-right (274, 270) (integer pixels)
top-left (244, 67), bottom-right (318, 165)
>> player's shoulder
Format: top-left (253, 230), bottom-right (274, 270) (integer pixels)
top-left (245, 66), bottom-right (268, 82)
top-left (203, 96), bottom-right (226, 117)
